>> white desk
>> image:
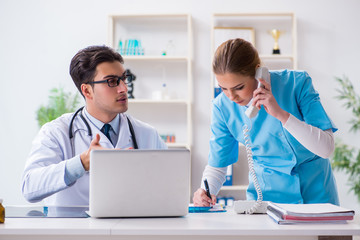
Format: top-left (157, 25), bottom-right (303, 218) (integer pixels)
top-left (1, 209), bottom-right (359, 240)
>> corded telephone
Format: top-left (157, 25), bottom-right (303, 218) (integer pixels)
top-left (245, 67), bottom-right (271, 118)
top-left (234, 67), bottom-right (270, 214)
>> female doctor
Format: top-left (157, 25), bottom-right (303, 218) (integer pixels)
top-left (22, 46), bottom-right (167, 206)
top-left (193, 38), bottom-right (339, 206)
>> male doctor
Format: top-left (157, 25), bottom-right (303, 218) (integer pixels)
top-left (22, 45), bottom-right (167, 206)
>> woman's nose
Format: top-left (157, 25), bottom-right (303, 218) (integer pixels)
top-left (228, 90), bottom-right (236, 101)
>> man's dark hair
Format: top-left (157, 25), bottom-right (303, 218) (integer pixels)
top-left (69, 45), bottom-right (124, 97)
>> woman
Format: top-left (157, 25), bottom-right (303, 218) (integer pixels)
top-left (193, 38), bottom-right (339, 206)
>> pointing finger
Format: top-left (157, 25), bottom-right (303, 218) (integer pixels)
top-left (91, 134), bottom-right (101, 146)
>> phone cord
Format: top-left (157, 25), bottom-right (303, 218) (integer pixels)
top-left (243, 124), bottom-right (263, 214)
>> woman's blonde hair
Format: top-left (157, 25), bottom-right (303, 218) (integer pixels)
top-left (212, 38), bottom-right (260, 77)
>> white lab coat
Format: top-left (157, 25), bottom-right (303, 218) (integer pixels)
top-left (22, 110), bottom-right (167, 206)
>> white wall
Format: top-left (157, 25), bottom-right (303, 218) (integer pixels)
top-left (1, 0), bottom-right (359, 212)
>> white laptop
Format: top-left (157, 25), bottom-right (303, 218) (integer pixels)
top-left (88, 149), bottom-right (190, 218)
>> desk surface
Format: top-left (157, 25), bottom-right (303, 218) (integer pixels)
top-left (1, 208), bottom-right (359, 240)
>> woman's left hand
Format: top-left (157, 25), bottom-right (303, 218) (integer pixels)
top-left (252, 78), bottom-right (290, 124)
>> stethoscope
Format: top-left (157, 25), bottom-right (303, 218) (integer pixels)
top-left (68, 106), bottom-right (138, 156)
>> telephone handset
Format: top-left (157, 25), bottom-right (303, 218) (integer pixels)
top-left (234, 67), bottom-right (271, 215)
top-left (245, 67), bottom-right (271, 118)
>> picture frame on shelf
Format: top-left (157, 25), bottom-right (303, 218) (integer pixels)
top-left (213, 27), bottom-right (255, 50)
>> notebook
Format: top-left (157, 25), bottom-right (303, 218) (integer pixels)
top-left (88, 149), bottom-right (190, 218)
top-left (267, 202), bottom-right (355, 224)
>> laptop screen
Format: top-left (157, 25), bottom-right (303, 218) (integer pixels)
top-left (89, 149), bottom-right (190, 218)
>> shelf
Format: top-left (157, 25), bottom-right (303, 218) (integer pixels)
top-left (212, 12), bottom-right (297, 70)
top-left (211, 12), bottom-right (298, 97)
top-left (109, 13), bottom-right (193, 149)
top-left (110, 13), bottom-right (189, 19)
top-left (123, 56), bottom-right (188, 61)
top-left (214, 12), bottom-right (294, 17)
top-left (109, 14), bottom-right (190, 57)
top-left (166, 143), bottom-right (189, 148)
top-left (128, 99), bottom-right (188, 104)
top-left (220, 185), bottom-right (248, 191)
top-left (260, 54), bottom-right (294, 60)
top-left (213, 13), bottom-right (294, 28)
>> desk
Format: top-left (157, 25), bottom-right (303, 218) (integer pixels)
top-left (1, 209), bottom-right (359, 240)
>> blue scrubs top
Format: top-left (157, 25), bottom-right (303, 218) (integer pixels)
top-left (209, 70), bottom-right (339, 205)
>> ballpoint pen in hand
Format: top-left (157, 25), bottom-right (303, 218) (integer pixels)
top-left (204, 178), bottom-right (212, 204)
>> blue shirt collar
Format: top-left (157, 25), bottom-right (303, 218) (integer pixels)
top-left (83, 107), bottom-right (120, 135)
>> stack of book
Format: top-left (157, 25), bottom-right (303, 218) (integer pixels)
top-left (267, 202), bottom-right (355, 224)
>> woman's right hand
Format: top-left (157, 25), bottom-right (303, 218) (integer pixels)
top-left (193, 188), bottom-right (217, 206)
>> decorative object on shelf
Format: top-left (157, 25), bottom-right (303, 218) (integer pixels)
top-left (217, 196), bottom-right (226, 206)
top-left (36, 87), bottom-right (80, 128)
top-left (126, 69), bottom-right (136, 99)
top-left (151, 90), bottom-right (162, 100)
top-left (214, 27), bottom-right (255, 49)
top-left (161, 83), bottom-right (170, 100)
top-left (270, 29), bottom-right (282, 54)
top-left (118, 39), bottom-right (144, 56)
top-left (166, 40), bottom-right (176, 56)
top-left (216, 196), bottom-right (234, 207)
top-left (161, 40), bottom-right (176, 56)
top-left (151, 83), bottom-right (171, 100)
top-left (160, 134), bottom-right (176, 143)
top-left (331, 76), bottom-right (360, 202)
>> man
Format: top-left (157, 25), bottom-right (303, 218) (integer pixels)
top-left (22, 45), bottom-right (167, 206)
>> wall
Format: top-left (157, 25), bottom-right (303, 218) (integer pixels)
top-left (0, 0), bottom-right (359, 212)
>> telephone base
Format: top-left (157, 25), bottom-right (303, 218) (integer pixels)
top-left (233, 200), bottom-right (269, 214)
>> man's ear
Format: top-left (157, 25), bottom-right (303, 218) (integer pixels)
top-left (81, 83), bottom-right (93, 100)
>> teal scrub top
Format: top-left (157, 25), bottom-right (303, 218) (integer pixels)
top-left (209, 70), bottom-right (339, 205)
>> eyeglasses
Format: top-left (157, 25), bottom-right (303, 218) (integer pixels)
top-left (90, 69), bottom-right (136, 88)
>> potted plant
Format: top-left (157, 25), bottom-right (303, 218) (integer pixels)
top-left (36, 86), bottom-right (81, 127)
top-left (331, 76), bottom-right (360, 201)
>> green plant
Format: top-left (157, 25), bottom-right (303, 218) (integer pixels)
top-left (36, 86), bottom-right (81, 127)
top-left (331, 76), bottom-right (360, 201)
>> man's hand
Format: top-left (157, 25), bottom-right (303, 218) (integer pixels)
top-left (80, 134), bottom-right (105, 171)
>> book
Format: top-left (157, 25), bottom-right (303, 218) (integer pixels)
top-left (188, 204), bottom-right (226, 213)
top-left (214, 87), bottom-right (222, 98)
top-left (223, 165), bottom-right (233, 186)
top-left (267, 202), bottom-right (355, 225)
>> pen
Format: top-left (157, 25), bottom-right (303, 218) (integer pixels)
top-left (204, 178), bottom-right (212, 201)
